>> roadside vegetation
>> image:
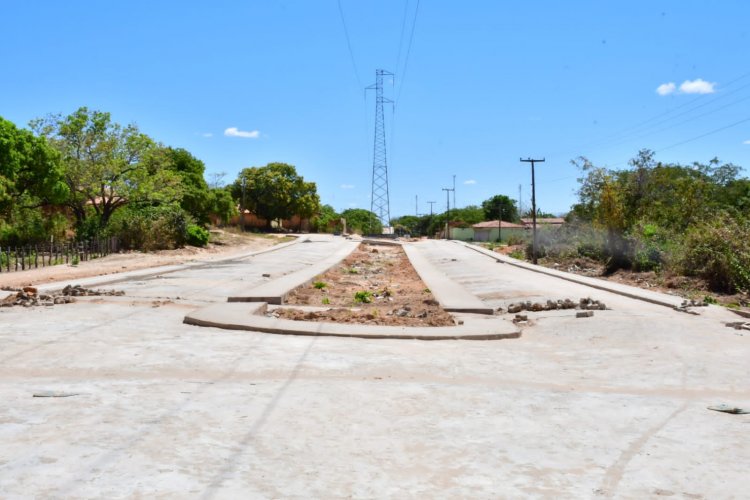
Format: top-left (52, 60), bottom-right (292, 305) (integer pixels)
top-left (0, 108), bottom-right (328, 251)
top-left (507, 150), bottom-right (749, 306)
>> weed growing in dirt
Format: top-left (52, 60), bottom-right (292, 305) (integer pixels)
top-left (322, 297), bottom-right (330, 305)
top-left (313, 281), bottom-right (327, 289)
top-left (354, 290), bottom-right (373, 303)
top-left (423, 288), bottom-right (431, 294)
top-left (509, 250), bottom-right (525, 260)
top-left (346, 267), bottom-right (359, 274)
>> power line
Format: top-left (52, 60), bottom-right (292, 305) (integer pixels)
top-left (394, 0), bottom-right (410, 76)
top-left (599, 115), bottom-right (750, 170)
top-left (656, 115), bottom-right (750, 153)
top-left (336, 0), bottom-right (362, 88)
top-left (585, 71), bottom-right (750, 148)
top-left (587, 80), bottom-right (750, 150)
top-left (395, 0), bottom-right (420, 106)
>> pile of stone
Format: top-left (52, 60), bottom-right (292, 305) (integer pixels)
top-left (61, 284), bottom-right (124, 297)
top-left (504, 297), bottom-right (606, 314)
top-left (673, 299), bottom-right (710, 314)
top-left (0, 284), bottom-right (124, 308)
top-left (579, 297), bottom-right (607, 310)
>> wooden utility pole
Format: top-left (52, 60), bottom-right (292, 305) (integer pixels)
top-left (520, 158), bottom-right (545, 264)
top-left (442, 187), bottom-right (454, 239)
top-left (497, 203), bottom-right (503, 243)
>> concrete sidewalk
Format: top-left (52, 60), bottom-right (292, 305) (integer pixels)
top-left (403, 243), bottom-right (494, 314)
top-left (34, 235), bottom-right (305, 294)
top-left (227, 240), bottom-right (359, 304)
top-left (456, 240), bottom-right (685, 308)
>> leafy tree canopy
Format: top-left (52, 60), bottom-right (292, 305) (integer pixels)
top-left (340, 208), bottom-right (382, 234)
top-left (481, 194), bottom-right (519, 222)
top-left (31, 107), bottom-right (182, 230)
top-left (231, 162), bottom-right (320, 228)
top-left (163, 147), bottom-right (211, 224)
top-left (0, 116), bottom-right (68, 210)
top-left (313, 204), bottom-right (341, 232)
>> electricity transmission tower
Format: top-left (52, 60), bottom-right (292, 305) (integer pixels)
top-left (367, 69), bottom-right (393, 230)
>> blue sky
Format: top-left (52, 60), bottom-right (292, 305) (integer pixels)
top-left (2, 1), bottom-right (749, 218)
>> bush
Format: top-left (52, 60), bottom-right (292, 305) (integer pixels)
top-left (186, 224), bottom-right (209, 247)
top-left (506, 234), bottom-right (527, 246)
top-left (354, 290), bottom-right (373, 303)
top-left (676, 215), bottom-right (750, 293)
top-left (108, 204), bottom-right (190, 251)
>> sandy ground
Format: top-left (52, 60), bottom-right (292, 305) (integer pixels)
top-left (278, 243), bottom-right (455, 327)
top-left (0, 231), bottom-right (293, 289)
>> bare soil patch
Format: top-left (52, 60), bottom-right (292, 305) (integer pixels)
top-left (0, 230), bottom-right (293, 288)
top-left (277, 243), bottom-right (455, 327)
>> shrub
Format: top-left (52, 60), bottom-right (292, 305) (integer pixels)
top-left (186, 224), bottom-right (209, 247)
top-left (108, 204), bottom-right (190, 251)
top-left (354, 290), bottom-right (373, 303)
top-left (506, 234), bottom-right (526, 246)
top-left (675, 215), bottom-right (750, 293)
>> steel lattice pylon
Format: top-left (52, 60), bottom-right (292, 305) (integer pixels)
top-left (367, 69), bottom-right (393, 230)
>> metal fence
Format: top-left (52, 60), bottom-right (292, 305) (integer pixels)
top-left (0, 237), bottom-right (119, 273)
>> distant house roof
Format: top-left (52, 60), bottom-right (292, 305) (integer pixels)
top-left (472, 220), bottom-right (526, 229)
top-left (520, 217), bottom-right (565, 226)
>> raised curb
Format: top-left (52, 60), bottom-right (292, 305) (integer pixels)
top-left (227, 240), bottom-right (360, 304)
top-left (403, 243), bottom-right (495, 315)
top-left (184, 302), bottom-right (521, 341)
top-left (35, 235), bottom-right (307, 294)
top-left (456, 241), bottom-right (684, 309)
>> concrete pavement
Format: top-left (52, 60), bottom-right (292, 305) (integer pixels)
top-left (1, 237), bottom-right (749, 498)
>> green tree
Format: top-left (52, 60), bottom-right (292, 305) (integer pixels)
top-left (481, 195), bottom-right (519, 222)
top-left (207, 187), bottom-right (237, 225)
top-left (0, 116), bottom-right (69, 211)
top-left (164, 147), bottom-right (211, 224)
top-left (0, 117), bottom-right (70, 245)
top-left (231, 162), bottom-right (319, 230)
top-left (313, 204), bottom-right (341, 233)
top-left (31, 107), bottom-right (180, 232)
top-left (340, 208), bottom-right (382, 234)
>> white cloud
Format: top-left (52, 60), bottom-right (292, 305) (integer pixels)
top-left (679, 78), bottom-right (716, 94)
top-left (463, 179), bottom-right (477, 185)
top-left (201, 132), bottom-right (213, 138)
top-left (340, 184), bottom-right (354, 189)
top-left (656, 82), bottom-right (676, 95)
top-left (743, 140), bottom-right (750, 145)
top-left (348, 202), bottom-right (358, 207)
top-left (224, 127), bottom-right (260, 139)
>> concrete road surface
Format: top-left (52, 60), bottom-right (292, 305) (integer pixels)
top-left (1, 237), bottom-right (748, 498)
